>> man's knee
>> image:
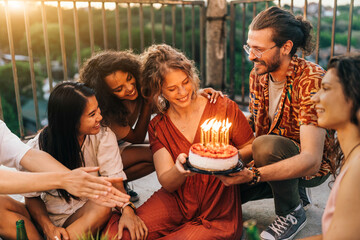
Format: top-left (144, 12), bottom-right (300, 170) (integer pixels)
top-left (253, 135), bottom-right (278, 167)
top-left (252, 135), bottom-right (298, 167)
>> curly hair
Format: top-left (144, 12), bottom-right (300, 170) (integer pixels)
top-left (141, 44), bottom-right (200, 113)
top-left (250, 6), bottom-right (315, 56)
top-left (79, 50), bottom-right (142, 126)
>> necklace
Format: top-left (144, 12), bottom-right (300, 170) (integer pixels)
top-left (345, 142), bottom-right (360, 162)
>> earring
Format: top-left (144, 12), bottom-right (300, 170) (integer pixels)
top-left (158, 93), bottom-right (168, 111)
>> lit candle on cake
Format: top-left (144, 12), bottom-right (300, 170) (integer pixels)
top-left (224, 118), bottom-right (232, 145)
top-left (220, 121), bottom-right (226, 146)
top-left (200, 118), bottom-right (232, 146)
top-left (213, 120), bottom-right (222, 145)
top-left (200, 119), bottom-right (210, 145)
top-left (201, 118), bottom-right (215, 146)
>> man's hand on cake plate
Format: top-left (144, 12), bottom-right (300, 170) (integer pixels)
top-left (199, 88), bottom-right (225, 104)
top-left (217, 167), bottom-right (253, 186)
top-left (176, 153), bottom-right (196, 177)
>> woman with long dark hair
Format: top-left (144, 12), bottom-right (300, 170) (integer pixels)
top-left (23, 82), bottom-right (147, 240)
top-left (303, 54), bottom-right (360, 239)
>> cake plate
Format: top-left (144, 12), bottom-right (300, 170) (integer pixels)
top-left (183, 158), bottom-right (244, 175)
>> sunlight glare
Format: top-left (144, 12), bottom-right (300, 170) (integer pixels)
top-left (7, 1), bottom-right (24, 11)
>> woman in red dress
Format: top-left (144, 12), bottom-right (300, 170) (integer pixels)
top-left (105, 44), bottom-right (254, 239)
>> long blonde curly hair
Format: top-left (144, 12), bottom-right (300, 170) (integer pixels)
top-left (141, 44), bottom-right (200, 113)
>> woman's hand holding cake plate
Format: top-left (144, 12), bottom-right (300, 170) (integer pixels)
top-left (175, 153), bottom-right (197, 177)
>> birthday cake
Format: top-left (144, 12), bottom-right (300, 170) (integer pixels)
top-left (188, 143), bottom-right (239, 171)
top-left (188, 118), bottom-right (238, 171)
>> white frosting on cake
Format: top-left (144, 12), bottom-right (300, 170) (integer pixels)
top-left (189, 147), bottom-right (238, 171)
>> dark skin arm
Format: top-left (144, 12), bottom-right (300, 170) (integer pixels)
top-left (122, 100), bottom-right (152, 143)
top-left (113, 88), bottom-right (223, 143)
top-left (110, 100), bottom-right (152, 143)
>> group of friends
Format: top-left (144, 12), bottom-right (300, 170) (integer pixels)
top-left (0, 6), bottom-right (359, 240)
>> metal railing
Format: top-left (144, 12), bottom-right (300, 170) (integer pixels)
top-left (0, 0), bottom-right (206, 138)
top-left (228, 0), bottom-right (356, 101)
top-left (0, 0), bottom-right (358, 138)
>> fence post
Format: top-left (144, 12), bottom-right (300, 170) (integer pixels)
top-left (206, 0), bottom-right (227, 89)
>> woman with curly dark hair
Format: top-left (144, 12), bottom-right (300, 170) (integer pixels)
top-left (80, 50), bottom-right (223, 202)
top-left (79, 51), bottom-right (153, 202)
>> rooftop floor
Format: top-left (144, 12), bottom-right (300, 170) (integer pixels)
top-left (131, 171), bottom-right (331, 239)
top-left (3, 161), bottom-right (331, 239)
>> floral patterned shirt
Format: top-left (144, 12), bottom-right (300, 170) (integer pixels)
top-left (249, 55), bottom-right (332, 179)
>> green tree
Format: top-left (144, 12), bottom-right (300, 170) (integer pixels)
top-left (0, 61), bottom-right (44, 135)
top-left (1, 96), bottom-right (19, 136)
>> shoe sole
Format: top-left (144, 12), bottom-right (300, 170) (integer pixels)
top-left (281, 218), bottom-right (307, 240)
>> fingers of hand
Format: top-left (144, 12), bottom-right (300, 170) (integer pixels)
top-left (142, 220), bottom-right (149, 240)
top-left (105, 177), bottom-right (124, 184)
top-left (133, 218), bottom-right (147, 240)
top-left (175, 160), bottom-right (186, 174)
top-left (117, 222), bottom-right (125, 240)
top-left (110, 187), bottom-right (131, 199)
top-left (177, 153), bottom-right (187, 163)
top-left (90, 197), bottom-right (117, 208)
top-left (59, 228), bottom-right (69, 240)
top-left (246, 160), bottom-right (254, 167)
top-left (87, 175), bottom-right (112, 187)
top-left (78, 166), bottom-right (100, 173)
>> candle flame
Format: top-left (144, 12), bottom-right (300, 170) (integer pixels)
top-left (200, 117), bottom-right (232, 146)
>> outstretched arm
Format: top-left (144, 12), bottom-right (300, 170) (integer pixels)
top-left (219, 125), bottom-right (325, 185)
top-left (0, 168), bottom-right (103, 195)
top-left (17, 149), bottom-right (130, 206)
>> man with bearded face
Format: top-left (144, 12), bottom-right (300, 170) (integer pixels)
top-left (218, 6), bottom-right (339, 240)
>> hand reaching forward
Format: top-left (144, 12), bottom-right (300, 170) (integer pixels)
top-left (217, 167), bottom-right (253, 186)
top-left (62, 167), bottom-right (130, 207)
top-left (118, 208), bottom-right (148, 240)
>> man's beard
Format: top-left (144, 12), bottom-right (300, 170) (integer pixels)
top-left (253, 51), bottom-right (281, 76)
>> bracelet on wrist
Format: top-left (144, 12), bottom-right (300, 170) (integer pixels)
top-left (248, 166), bottom-right (261, 185)
top-left (120, 201), bottom-right (136, 214)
